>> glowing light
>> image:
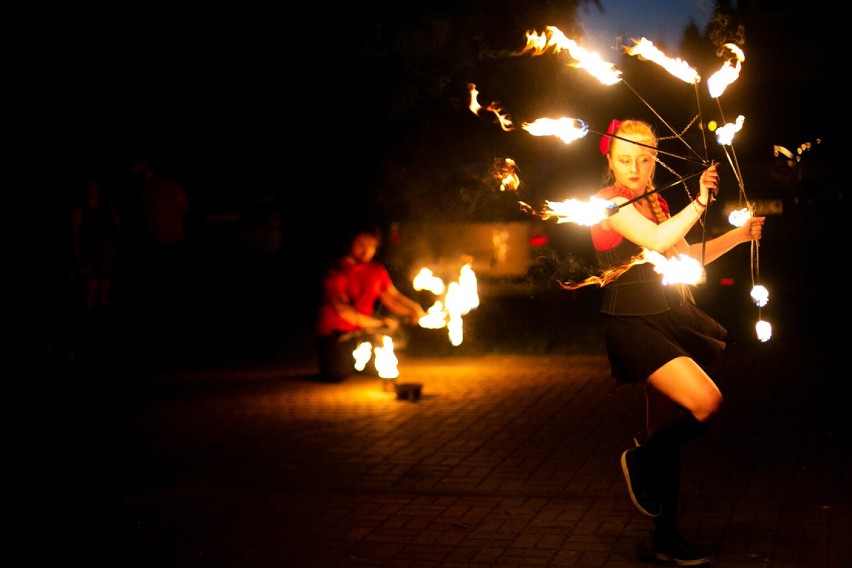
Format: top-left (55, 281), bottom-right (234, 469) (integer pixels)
top-left (728, 207), bottom-right (752, 227)
top-left (419, 301), bottom-right (449, 329)
top-left (350, 335), bottom-right (402, 379)
top-left (624, 38), bottom-right (700, 84)
top-left (413, 267), bottom-right (445, 295)
top-left (467, 83), bottom-right (482, 115)
top-left (353, 341), bottom-right (373, 371)
top-left (541, 196), bottom-right (617, 226)
top-left (522, 26), bottom-right (622, 85)
top-left (644, 250), bottom-right (705, 285)
top-left (707, 43), bottom-right (744, 98)
top-left (444, 283), bottom-right (466, 346)
top-left (750, 285), bottom-right (769, 307)
top-left (715, 115), bottom-right (745, 145)
top-left (522, 117), bottom-right (589, 144)
top-left (457, 264), bottom-right (480, 312)
top-left (373, 335), bottom-right (399, 379)
top-left (414, 262), bottom-right (480, 345)
top-left (773, 145), bottom-right (793, 159)
top-left (755, 320), bottom-right (772, 342)
top-left (559, 247), bottom-right (704, 291)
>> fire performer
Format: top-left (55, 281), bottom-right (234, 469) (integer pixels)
top-left (580, 119), bottom-right (764, 565)
top-left (316, 223), bottom-right (426, 382)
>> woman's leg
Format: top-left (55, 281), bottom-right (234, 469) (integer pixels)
top-left (622, 358), bottom-right (722, 516)
top-left (641, 359), bottom-right (716, 564)
top-left (646, 356), bottom-right (722, 423)
top-left (638, 357), bottom-right (721, 483)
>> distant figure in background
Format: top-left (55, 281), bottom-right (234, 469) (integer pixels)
top-left (132, 157), bottom-right (190, 252)
top-left (67, 176), bottom-right (122, 359)
top-left (130, 157), bottom-right (191, 358)
top-left (71, 176), bottom-right (122, 311)
top-left (316, 223), bottom-right (426, 382)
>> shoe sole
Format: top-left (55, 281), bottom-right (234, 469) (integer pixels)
top-left (621, 450), bottom-right (660, 518)
top-left (653, 551), bottom-right (710, 566)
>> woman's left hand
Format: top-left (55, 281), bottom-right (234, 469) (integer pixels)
top-left (741, 216), bottom-right (765, 242)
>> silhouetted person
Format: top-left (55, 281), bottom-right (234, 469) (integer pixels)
top-left (129, 157), bottom-right (190, 359)
top-left (71, 176), bottom-right (121, 311)
top-left (69, 176), bottom-right (122, 357)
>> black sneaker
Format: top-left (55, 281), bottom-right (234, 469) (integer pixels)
top-left (621, 447), bottom-right (661, 517)
top-left (653, 531), bottom-right (710, 566)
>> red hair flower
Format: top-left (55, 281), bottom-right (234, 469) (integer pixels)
top-left (599, 118), bottom-right (622, 156)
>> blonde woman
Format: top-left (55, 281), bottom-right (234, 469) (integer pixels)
top-left (586, 119), bottom-right (764, 565)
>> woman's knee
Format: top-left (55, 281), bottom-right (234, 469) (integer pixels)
top-left (693, 390), bottom-right (723, 423)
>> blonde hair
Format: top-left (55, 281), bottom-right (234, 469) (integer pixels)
top-left (604, 120), bottom-right (668, 223)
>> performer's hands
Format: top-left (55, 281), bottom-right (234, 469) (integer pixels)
top-left (410, 305), bottom-right (427, 326)
top-left (382, 317), bottom-right (401, 332)
top-left (698, 163), bottom-right (719, 205)
top-left (740, 216), bottom-right (765, 242)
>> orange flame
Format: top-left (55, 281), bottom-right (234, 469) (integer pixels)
top-left (522, 117), bottom-right (589, 144)
top-left (541, 196), bottom-right (616, 226)
top-left (352, 336), bottom-right (399, 379)
top-left (727, 207), bottom-right (752, 228)
top-left (413, 267), bottom-right (446, 295)
top-left (467, 83), bottom-right (482, 114)
top-left (522, 26), bottom-right (622, 85)
top-left (373, 336), bottom-right (399, 379)
top-left (468, 83), bottom-right (514, 130)
top-left (707, 43), bottom-right (744, 98)
top-left (624, 38), bottom-right (700, 84)
top-left (353, 341), bottom-right (373, 371)
top-left (715, 115), bottom-right (745, 145)
top-left (493, 158), bottom-right (520, 192)
top-left (559, 248), bottom-right (704, 290)
top-left (644, 250), bottom-right (705, 285)
top-left (413, 262), bottom-right (479, 346)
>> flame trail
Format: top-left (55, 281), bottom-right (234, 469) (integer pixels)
top-left (624, 38), bottom-right (700, 84)
top-left (522, 117), bottom-right (589, 144)
top-left (559, 248), bottom-right (704, 290)
top-left (466, 26), bottom-right (770, 341)
top-left (521, 26), bottom-right (622, 85)
top-left (707, 43), bottom-right (744, 98)
top-left (468, 83), bottom-right (515, 130)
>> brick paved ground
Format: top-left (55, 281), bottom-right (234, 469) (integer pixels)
top-left (47, 322), bottom-right (848, 567)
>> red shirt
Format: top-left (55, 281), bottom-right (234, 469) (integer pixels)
top-left (590, 185), bottom-right (669, 251)
top-left (316, 259), bottom-right (393, 335)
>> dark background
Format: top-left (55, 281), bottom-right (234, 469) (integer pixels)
top-left (14, 1), bottom-right (843, 364)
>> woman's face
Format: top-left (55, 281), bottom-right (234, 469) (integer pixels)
top-left (607, 133), bottom-right (656, 193)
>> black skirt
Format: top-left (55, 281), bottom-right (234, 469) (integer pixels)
top-left (604, 299), bottom-right (728, 385)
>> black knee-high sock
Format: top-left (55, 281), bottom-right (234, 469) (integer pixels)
top-left (635, 408), bottom-right (707, 470)
top-left (653, 447), bottom-right (681, 538)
